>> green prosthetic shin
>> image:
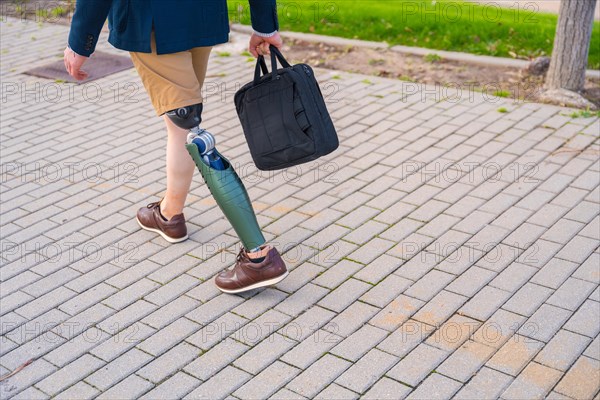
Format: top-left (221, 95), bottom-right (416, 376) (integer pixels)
top-left (185, 143), bottom-right (265, 250)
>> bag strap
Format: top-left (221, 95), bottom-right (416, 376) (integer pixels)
top-left (253, 45), bottom-right (292, 85)
top-left (254, 56), bottom-right (269, 83)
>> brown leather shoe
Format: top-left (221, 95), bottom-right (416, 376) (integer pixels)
top-left (215, 246), bottom-right (289, 293)
top-left (136, 200), bottom-right (188, 243)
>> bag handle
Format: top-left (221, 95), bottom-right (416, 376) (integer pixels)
top-left (253, 45), bottom-right (292, 85)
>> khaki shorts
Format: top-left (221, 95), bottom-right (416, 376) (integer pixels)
top-left (129, 31), bottom-right (212, 116)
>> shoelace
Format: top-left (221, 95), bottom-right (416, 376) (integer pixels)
top-left (146, 201), bottom-right (160, 209)
top-left (236, 247), bottom-right (249, 263)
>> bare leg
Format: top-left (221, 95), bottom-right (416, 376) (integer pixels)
top-left (160, 115), bottom-right (196, 220)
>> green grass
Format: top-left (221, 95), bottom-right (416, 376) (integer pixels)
top-left (227, 0), bottom-right (600, 69)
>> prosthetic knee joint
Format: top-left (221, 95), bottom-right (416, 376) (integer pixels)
top-left (166, 104), bottom-right (265, 251)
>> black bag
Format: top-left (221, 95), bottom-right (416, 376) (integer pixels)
top-left (234, 46), bottom-right (339, 171)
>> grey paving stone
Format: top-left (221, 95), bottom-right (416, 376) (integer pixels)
top-left (405, 373), bottom-right (462, 400)
top-left (583, 335), bottom-right (600, 360)
top-left (139, 371), bottom-right (200, 400)
top-left (535, 329), bottom-right (592, 372)
top-left (275, 283), bottom-right (330, 317)
top-left (184, 366), bottom-right (251, 400)
top-left (112, 259), bottom-right (173, 289)
top-left (136, 317), bottom-right (200, 356)
top-left (445, 266), bottom-right (496, 297)
top-left (413, 290), bottom-right (467, 326)
top-left (58, 283), bottom-right (118, 316)
top-left (437, 339), bottom-right (496, 382)
top-left (386, 343), bottom-right (448, 387)
top-left (330, 324), bottom-right (388, 362)
top-left (184, 337), bottom-right (249, 381)
top-left (564, 200), bottom-right (598, 223)
top-left (0, 331), bottom-right (66, 371)
top-left (546, 277), bottom-right (596, 311)
top-left (278, 306), bottom-right (334, 342)
top-left (280, 328), bottom-right (343, 369)
top-left (323, 301), bottom-right (380, 338)
top-left (141, 295), bottom-right (201, 330)
top-left (499, 362), bottom-right (563, 400)
top-left (317, 278), bottom-right (372, 313)
top-left (185, 293), bottom-right (245, 325)
top-left (314, 383), bottom-right (359, 399)
top-left (459, 286), bottom-right (512, 321)
top-left (186, 311), bottom-right (248, 351)
top-left (572, 253), bottom-right (600, 284)
top-left (404, 269), bottom-right (455, 301)
top-left (541, 218), bottom-right (585, 244)
top-left (361, 377), bottom-right (412, 400)
top-left (517, 304), bottom-right (572, 343)
top-left (453, 367), bottom-right (513, 400)
top-left (85, 347), bottom-right (153, 391)
top-left (44, 326), bottom-right (110, 367)
top-left (231, 288), bottom-right (288, 320)
top-left (100, 278), bottom-right (160, 310)
top-left (335, 348), bottom-right (398, 394)
top-left (54, 381), bottom-right (99, 400)
top-left (15, 286), bottom-right (76, 320)
top-left (346, 237), bottom-right (396, 265)
top-left (97, 299), bottom-right (157, 333)
top-left (0, 357), bottom-right (57, 400)
top-left (530, 258), bottom-right (580, 289)
top-left (475, 243), bottom-right (521, 273)
top-left (142, 274), bottom-right (199, 306)
top-left (234, 361), bottom-right (300, 400)
top-left (472, 309), bottom-right (526, 350)
top-left (35, 354), bottom-right (105, 396)
top-left (563, 299), bottom-right (600, 338)
top-left (517, 239), bottom-right (563, 269)
top-left (234, 332), bottom-right (296, 375)
top-left (231, 310), bottom-right (292, 346)
top-left (502, 283), bottom-right (554, 317)
top-left (276, 261), bottom-right (324, 293)
top-left (136, 341), bottom-right (200, 383)
top-left (359, 274), bottom-right (412, 308)
top-left (286, 354), bottom-right (351, 398)
top-left (395, 250), bottom-right (438, 280)
top-left (97, 375), bottom-right (152, 400)
top-left (353, 254), bottom-right (403, 284)
top-left (4, 308), bottom-right (69, 345)
top-left (486, 334), bottom-right (544, 376)
top-left (556, 235), bottom-right (599, 263)
top-left (424, 315), bottom-right (481, 352)
top-left (270, 387), bottom-right (308, 399)
top-left (90, 322), bottom-right (156, 362)
top-left (369, 294), bottom-right (425, 332)
top-left (10, 386), bottom-right (50, 400)
top-left (488, 262), bottom-right (537, 292)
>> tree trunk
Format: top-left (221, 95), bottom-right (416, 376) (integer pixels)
top-left (545, 0), bottom-right (596, 91)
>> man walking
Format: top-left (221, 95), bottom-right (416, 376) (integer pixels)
top-left (64, 0), bottom-right (288, 293)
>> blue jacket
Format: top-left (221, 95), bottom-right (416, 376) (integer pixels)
top-left (68, 0), bottom-right (278, 57)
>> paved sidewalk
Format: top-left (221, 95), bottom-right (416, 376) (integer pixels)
top-left (1, 17), bottom-right (599, 400)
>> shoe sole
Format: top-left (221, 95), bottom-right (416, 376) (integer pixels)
top-left (216, 270), bottom-right (290, 294)
top-left (136, 216), bottom-right (188, 244)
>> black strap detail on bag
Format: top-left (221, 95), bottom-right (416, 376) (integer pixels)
top-left (253, 45), bottom-right (292, 85)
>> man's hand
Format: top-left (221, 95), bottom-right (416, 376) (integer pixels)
top-left (249, 32), bottom-right (283, 58)
top-left (63, 46), bottom-right (89, 81)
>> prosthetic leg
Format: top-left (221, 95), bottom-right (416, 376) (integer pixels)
top-left (166, 104), bottom-right (266, 251)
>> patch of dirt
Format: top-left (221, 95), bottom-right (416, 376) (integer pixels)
top-left (283, 39), bottom-right (600, 109)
